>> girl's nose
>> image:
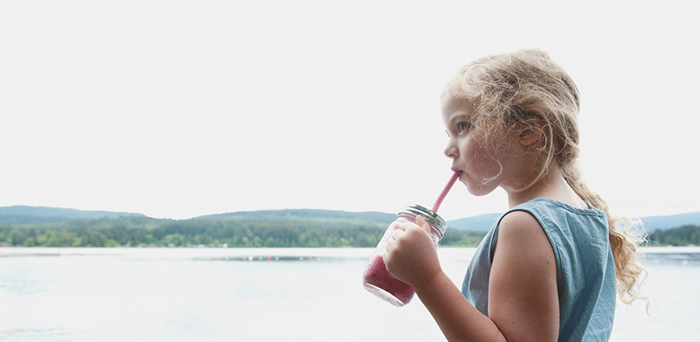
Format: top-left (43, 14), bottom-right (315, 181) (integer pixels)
top-left (444, 141), bottom-right (458, 159)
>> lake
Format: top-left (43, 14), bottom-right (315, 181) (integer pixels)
top-left (1, 247), bottom-right (699, 341)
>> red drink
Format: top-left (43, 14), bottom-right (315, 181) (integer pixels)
top-left (363, 254), bottom-right (415, 305)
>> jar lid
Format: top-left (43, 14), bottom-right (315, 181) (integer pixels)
top-left (401, 204), bottom-right (447, 235)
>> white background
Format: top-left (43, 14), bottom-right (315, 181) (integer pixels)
top-left (1, 0), bottom-right (698, 220)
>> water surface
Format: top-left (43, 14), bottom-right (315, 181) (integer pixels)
top-left (1, 247), bottom-right (698, 341)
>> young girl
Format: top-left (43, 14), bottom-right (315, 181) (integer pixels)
top-left (383, 49), bottom-right (645, 341)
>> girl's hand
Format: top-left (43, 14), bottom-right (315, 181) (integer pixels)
top-left (384, 215), bottom-right (443, 289)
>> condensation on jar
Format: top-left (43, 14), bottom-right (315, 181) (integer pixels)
top-left (362, 204), bottom-right (448, 307)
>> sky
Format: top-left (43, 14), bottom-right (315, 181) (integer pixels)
top-left (1, 1), bottom-right (698, 220)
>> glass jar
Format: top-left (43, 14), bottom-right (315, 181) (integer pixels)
top-left (362, 204), bottom-right (447, 307)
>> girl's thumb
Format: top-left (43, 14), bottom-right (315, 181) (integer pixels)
top-left (415, 215), bottom-right (431, 234)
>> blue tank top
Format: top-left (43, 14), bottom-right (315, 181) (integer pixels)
top-left (461, 198), bottom-right (616, 341)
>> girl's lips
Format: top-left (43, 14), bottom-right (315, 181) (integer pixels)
top-left (451, 169), bottom-right (464, 181)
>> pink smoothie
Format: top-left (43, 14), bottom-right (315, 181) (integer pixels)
top-left (363, 254), bottom-right (414, 306)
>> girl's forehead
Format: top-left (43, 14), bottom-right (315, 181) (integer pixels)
top-left (441, 94), bottom-right (475, 118)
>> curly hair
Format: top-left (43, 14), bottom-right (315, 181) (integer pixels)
top-left (444, 48), bottom-right (646, 304)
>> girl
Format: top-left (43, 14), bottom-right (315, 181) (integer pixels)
top-left (383, 49), bottom-right (645, 341)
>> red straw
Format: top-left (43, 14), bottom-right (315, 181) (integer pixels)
top-left (431, 171), bottom-right (461, 213)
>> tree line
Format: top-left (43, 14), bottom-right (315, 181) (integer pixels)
top-left (647, 224), bottom-right (700, 247)
top-left (0, 215), bottom-right (487, 248)
top-left (1, 215), bottom-right (697, 248)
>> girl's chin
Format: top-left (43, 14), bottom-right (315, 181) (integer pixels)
top-left (465, 181), bottom-right (497, 197)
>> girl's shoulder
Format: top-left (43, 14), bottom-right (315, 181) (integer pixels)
top-left (508, 197), bottom-right (607, 219)
top-left (496, 198), bottom-right (610, 258)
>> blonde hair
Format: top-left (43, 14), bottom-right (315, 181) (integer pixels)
top-left (445, 48), bottom-right (646, 304)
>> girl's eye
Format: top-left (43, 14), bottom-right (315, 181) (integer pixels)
top-left (457, 122), bottom-right (471, 132)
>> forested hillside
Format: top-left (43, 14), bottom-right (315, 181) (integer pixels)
top-left (647, 225), bottom-right (700, 246)
top-left (1, 206), bottom-right (697, 248)
top-left (0, 210), bottom-right (486, 247)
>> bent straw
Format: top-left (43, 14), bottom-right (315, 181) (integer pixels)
top-left (431, 171), bottom-right (461, 213)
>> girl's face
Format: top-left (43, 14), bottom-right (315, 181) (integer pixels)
top-left (440, 94), bottom-right (526, 196)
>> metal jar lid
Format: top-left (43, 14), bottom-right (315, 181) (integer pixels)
top-left (399, 204), bottom-right (447, 236)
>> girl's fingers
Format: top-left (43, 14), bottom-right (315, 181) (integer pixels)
top-left (387, 226), bottom-right (410, 252)
top-left (395, 221), bottom-right (422, 232)
top-left (385, 231), bottom-right (400, 256)
top-left (389, 227), bottom-right (404, 242)
top-left (414, 215), bottom-right (431, 234)
top-left (385, 237), bottom-right (394, 252)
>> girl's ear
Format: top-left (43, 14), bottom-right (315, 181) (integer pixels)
top-left (519, 128), bottom-right (542, 147)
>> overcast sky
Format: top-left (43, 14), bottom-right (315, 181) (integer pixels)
top-left (1, 1), bottom-right (698, 220)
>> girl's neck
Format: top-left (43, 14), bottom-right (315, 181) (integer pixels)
top-left (505, 165), bottom-right (587, 210)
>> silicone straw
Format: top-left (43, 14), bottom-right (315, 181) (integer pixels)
top-left (431, 171), bottom-right (461, 213)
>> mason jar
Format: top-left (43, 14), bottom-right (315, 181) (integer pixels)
top-left (362, 204), bottom-right (447, 307)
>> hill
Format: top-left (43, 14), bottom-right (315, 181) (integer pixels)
top-left (0, 207), bottom-right (395, 248)
top-left (447, 213), bottom-right (502, 232)
top-left (0, 205), bottom-right (146, 224)
top-left (638, 212), bottom-right (700, 230)
top-left (198, 208), bottom-right (396, 224)
top-left (1, 205), bottom-right (697, 236)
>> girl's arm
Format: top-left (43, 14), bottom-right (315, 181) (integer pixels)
top-left (384, 211), bottom-right (558, 342)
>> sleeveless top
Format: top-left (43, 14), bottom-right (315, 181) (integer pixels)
top-left (461, 198), bottom-right (616, 341)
